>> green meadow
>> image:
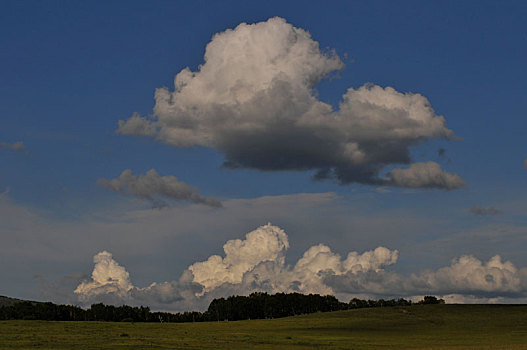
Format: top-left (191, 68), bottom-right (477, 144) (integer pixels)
top-left (1, 304), bottom-right (526, 349)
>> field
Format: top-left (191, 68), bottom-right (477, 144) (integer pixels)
top-left (1, 304), bottom-right (526, 349)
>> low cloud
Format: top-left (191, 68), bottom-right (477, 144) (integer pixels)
top-left (3, 191), bottom-right (526, 307)
top-left (74, 224), bottom-right (527, 311)
top-left (307, 253), bottom-right (527, 299)
top-left (470, 206), bottom-right (502, 216)
top-left (188, 224), bottom-right (290, 295)
top-left (75, 251), bottom-right (133, 299)
top-left (1, 141), bottom-right (26, 152)
top-left (385, 161), bottom-right (466, 189)
top-left (98, 169), bottom-right (222, 208)
top-left (117, 17), bottom-right (463, 189)
top-left (117, 113), bottom-right (157, 137)
top-left (414, 255), bottom-right (524, 296)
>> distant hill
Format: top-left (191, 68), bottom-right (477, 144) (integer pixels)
top-left (0, 292), bottom-right (434, 322)
top-left (0, 296), bottom-right (25, 308)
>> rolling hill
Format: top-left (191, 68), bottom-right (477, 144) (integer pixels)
top-left (1, 304), bottom-right (526, 349)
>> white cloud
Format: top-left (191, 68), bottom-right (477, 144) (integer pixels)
top-left (415, 255), bottom-right (525, 295)
top-left (72, 252), bottom-right (204, 309)
top-left (329, 254), bottom-right (527, 298)
top-left (74, 251), bottom-right (133, 300)
top-left (74, 224), bottom-right (400, 308)
top-left (4, 191), bottom-right (526, 308)
top-left (188, 224), bottom-right (289, 294)
top-left (98, 169), bottom-right (222, 208)
top-left (117, 17), bottom-right (462, 188)
top-left (74, 223), bottom-right (527, 311)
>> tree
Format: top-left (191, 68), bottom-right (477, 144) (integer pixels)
top-left (418, 296), bottom-right (445, 305)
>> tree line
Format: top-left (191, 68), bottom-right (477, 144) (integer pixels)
top-left (0, 293), bottom-right (444, 322)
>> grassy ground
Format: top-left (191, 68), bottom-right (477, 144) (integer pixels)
top-left (1, 305), bottom-right (526, 349)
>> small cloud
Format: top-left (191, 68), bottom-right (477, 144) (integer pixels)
top-left (470, 206), bottom-right (502, 216)
top-left (117, 112), bottom-right (157, 137)
top-left (1, 141), bottom-right (26, 152)
top-left (375, 187), bottom-right (391, 194)
top-left (385, 161), bottom-right (466, 190)
top-left (98, 169), bottom-right (222, 208)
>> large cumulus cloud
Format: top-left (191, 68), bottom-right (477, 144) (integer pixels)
top-left (117, 17), bottom-right (464, 189)
top-left (74, 224), bottom-right (527, 311)
top-left (189, 224), bottom-right (289, 294)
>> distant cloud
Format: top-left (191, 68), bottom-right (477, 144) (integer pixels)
top-left (117, 112), bottom-right (157, 137)
top-left (329, 253), bottom-right (526, 298)
top-left (75, 224), bottom-right (399, 309)
top-left (470, 206), bottom-right (502, 216)
top-left (414, 255), bottom-right (522, 295)
top-left (74, 223), bottom-right (527, 311)
top-left (386, 161), bottom-right (466, 189)
top-left (4, 190), bottom-right (527, 308)
top-left (188, 224), bottom-right (292, 295)
top-left (117, 17), bottom-right (463, 189)
top-left (0, 141), bottom-right (26, 152)
top-left (75, 251), bottom-right (133, 299)
top-left (98, 169), bottom-right (222, 208)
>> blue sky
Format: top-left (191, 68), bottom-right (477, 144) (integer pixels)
top-left (1, 1), bottom-right (526, 309)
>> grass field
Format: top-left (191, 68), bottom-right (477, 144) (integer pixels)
top-left (1, 304), bottom-right (526, 349)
